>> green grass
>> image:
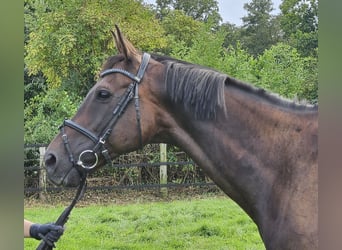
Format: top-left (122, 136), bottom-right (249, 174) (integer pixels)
top-left (25, 197), bottom-right (264, 250)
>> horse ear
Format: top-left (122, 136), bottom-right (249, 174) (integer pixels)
top-left (110, 29), bottom-right (119, 50)
top-left (111, 25), bottom-right (138, 60)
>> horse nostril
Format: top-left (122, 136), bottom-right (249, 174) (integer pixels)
top-left (45, 153), bottom-right (56, 168)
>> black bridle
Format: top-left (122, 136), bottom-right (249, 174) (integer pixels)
top-left (60, 52), bottom-right (150, 175)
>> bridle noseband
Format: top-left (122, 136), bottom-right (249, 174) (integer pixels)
top-left (60, 53), bottom-right (150, 176)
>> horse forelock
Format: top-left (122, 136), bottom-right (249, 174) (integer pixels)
top-left (164, 61), bottom-right (227, 120)
top-left (101, 54), bottom-right (126, 72)
top-left (101, 51), bottom-right (142, 73)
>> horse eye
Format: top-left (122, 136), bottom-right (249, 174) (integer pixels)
top-left (96, 89), bottom-right (112, 100)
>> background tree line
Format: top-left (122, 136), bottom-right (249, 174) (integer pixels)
top-left (24, 0), bottom-right (318, 145)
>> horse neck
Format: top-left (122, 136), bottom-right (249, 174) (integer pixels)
top-left (160, 83), bottom-right (318, 244)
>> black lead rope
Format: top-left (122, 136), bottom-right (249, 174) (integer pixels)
top-left (36, 174), bottom-right (88, 250)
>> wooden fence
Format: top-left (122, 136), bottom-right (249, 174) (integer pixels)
top-left (24, 144), bottom-right (217, 199)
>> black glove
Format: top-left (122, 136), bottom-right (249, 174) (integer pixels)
top-left (30, 223), bottom-right (64, 243)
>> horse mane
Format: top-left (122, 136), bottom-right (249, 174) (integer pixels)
top-left (165, 61), bottom-right (228, 120)
top-left (157, 56), bottom-right (228, 120)
top-left (227, 77), bottom-right (318, 111)
top-left (151, 54), bottom-right (317, 118)
top-left (101, 53), bottom-right (317, 118)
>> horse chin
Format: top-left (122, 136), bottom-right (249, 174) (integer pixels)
top-left (48, 168), bottom-right (81, 187)
top-left (62, 170), bottom-right (81, 187)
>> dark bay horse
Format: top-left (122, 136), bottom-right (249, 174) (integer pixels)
top-left (44, 26), bottom-right (318, 249)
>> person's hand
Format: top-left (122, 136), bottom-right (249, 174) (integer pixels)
top-left (30, 223), bottom-right (64, 246)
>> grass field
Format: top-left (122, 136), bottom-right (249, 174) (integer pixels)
top-left (24, 197), bottom-right (264, 250)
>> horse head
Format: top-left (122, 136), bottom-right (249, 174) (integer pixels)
top-left (44, 26), bottom-right (164, 187)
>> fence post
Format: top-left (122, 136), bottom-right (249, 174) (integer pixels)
top-left (159, 143), bottom-right (168, 198)
top-left (39, 147), bottom-right (47, 200)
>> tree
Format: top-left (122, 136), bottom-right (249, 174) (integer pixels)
top-left (24, 68), bottom-right (46, 106)
top-left (220, 22), bottom-right (243, 49)
top-left (24, 87), bottom-right (81, 143)
top-left (25, 0), bottom-right (167, 96)
top-left (240, 0), bottom-right (281, 57)
top-left (255, 43), bottom-right (317, 102)
top-left (161, 10), bottom-right (203, 53)
top-left (170, 23), bottom-right (258, 85)
top-left (279, 0), bottom-right (318, 57)
top-left (156, 0), bottom-right (221, 25)
top-left (170, 22), bottom-right (226, 69)
top-left (222, 43), bottom-right (258, 84)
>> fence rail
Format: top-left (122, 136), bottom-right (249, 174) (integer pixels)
top-left (24, 144), bottom-right (217, 199)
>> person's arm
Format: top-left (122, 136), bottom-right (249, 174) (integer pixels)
top-left (24, 219), bottom-right (33, 238)
top-left (24, 219), bottom-right (64, 244)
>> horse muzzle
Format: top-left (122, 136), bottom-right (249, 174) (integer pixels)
top-left (44, 152), bottom-right (81, 187)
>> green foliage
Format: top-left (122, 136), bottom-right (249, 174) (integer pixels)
top-left (255, 43), bottom-right (317, 102)
top-left (24, 68), bottom-right (46, 105)
top-left (221, 43), bottom-right (258, 84)
top-left (25, 198), bottom-right (264, 249)
top-left (288, 29), bottom-right (318, 58)
top-left (156, 0), bottom-right (221, 25)
top-left (220, 22), bottom-right (242, 49)
top-left (170, 32), bottom-right (317, 103)
top-left (25, 0), bottom-right (166, 92)
top-left (173, 0), bottom-right (221, 24)
top-left (169, 23), bottom-right (258, 84)
top-left (279, 0), bottom-right (318, 57)
top-left (240, 0), bottom-right (281, 57)
top-left (280, 0), bottom-right (318, 36)
top-left (171, 22), bottom-right (225, 70)
top-left (24, 87), bottom-right (81, 144)
top-left (161, 10), bottom-right (203, 52)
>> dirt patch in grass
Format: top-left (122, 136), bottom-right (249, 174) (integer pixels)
top-left (24, 186), bottom-right (226, 208)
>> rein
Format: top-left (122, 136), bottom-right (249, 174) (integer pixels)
top-left (36, 53), bottom-right (150, 249)
top-left (36, 173), bottom-right (87, 250)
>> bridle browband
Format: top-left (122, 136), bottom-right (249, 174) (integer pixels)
top-left (60, 52), bottom-right (151, 176)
